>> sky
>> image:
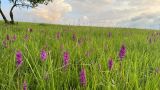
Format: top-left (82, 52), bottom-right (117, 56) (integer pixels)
top-left (1, 0), bottom-right (160, 29)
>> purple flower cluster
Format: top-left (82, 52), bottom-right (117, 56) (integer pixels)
top-left (6, 34), bottom-right (10, 41)
top-left (63, 51), bottom-right (69, 67)
top-left (23, 80), bottom-right (27, 90)
top-left (41, 50), bottom-right (47, 61)
top-left (16, 51), bottom-right (23, 67)
top-left (119, 44), bottom-right (126, 60)
top-left (2, 40), bottom-right (7, 48)
top-left (13, 35), bottom-right (17, 41)
top-left (80, 68), bottom-right (87, 86)
top-left (108, 58), bottom-right (113, 70)
top-left (56, 32), bottom-right (61, 39)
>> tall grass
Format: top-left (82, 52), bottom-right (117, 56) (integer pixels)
top-left (0, 22), bottom-right (160, 90)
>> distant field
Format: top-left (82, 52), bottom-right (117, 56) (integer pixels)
top-left (0, 21), bottom-right (160, 90)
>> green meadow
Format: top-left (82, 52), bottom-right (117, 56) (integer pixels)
top-left (0, 21), bottom-right (160, 90)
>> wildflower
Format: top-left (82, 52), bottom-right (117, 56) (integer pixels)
top-left (119, 44), bottom-right (126, 60)
top-left (13, 35), bottom-right (16, 41)
top-left (24, 34), bottom-right (29, 41)
top-left (23, 80), bottom-right (27, 90)
top-left (63, 51), bottom-right (69, 67)
top-left (16, 51), bottom-right (23, 67)
top-left (72, 33), bottom-right (76, 41)
top-left (41, 50), bottom-right (47, 61)
top-left (78, 38), bottom-right (83, 46)
top-left (6, 34), bottom-right (10, 41)
top-left (2, 40), bottom-right (7, 48)
top-left (80, 68), bottom-right (87, 86)
top-left (108, 58), bottom-right (113, 70)
top-left (56, 32), bottom-right (61, 39)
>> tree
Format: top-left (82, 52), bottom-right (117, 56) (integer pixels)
top-left (0, 0), bottom-right (53, 24)
top-left (0, 0), bottom-right (9, 23)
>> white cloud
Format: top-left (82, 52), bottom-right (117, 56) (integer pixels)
top-left (31, 0), bottom-right (72, 22)
top-left (83, 16), bottom-right (89, 21)
top-left (1, 0), bottom-right (160, 29)
top-left (0, 0), bottom-right (72, 23)
top-left (64, 0), bottom-right (160, 29)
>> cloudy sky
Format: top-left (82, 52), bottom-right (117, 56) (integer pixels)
top-left (1, 0), bottom-right (160, 29)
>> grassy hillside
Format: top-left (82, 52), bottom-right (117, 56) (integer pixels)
top-left (0, 21), bottom-right (160, 90)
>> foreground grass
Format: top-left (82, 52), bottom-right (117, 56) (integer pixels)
top-left (0, 21), bottom-right (160, 90)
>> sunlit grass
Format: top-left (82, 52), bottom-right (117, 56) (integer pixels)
top-left (0, 21), bottom-right (160, 90)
